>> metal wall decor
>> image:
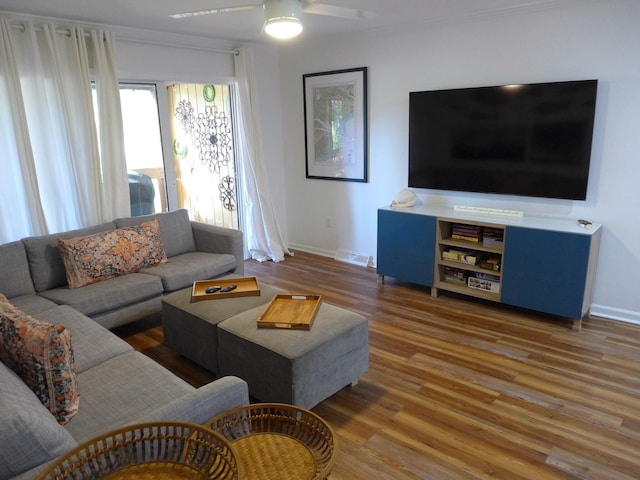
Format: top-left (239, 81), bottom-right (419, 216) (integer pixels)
top-left (172, 84), bottom-right (236, 214)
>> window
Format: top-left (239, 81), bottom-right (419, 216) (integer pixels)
top-left (119, 84), bottom-right (168, 216)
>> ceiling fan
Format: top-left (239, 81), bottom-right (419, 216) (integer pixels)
top-left (169, 0), bottom-right (377, 40)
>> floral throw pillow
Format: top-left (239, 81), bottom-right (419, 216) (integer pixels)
top-left (0, 293), bottom-right (13, 305)
top-left (57, 219), bottom-right (168, 289)
top-left (0, 295), bottom-right (79, 424)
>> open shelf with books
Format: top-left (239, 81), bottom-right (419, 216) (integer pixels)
top-left (434, 219), bottom-right (505, 302)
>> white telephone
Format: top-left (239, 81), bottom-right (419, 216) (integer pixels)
top-left (391, 188), bottom-right (418, 208)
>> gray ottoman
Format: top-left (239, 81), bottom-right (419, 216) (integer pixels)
top-left (217, 302), bottom-right (369, 409)
top-left (162, 281), bottom-right (286, 373)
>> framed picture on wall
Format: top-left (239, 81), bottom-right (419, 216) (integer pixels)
top-left (303, 67), bottom-right (368, 182)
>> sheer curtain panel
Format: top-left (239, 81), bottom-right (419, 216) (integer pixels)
top-left (0, 19), bottom-right (128, 244)
top-left (234, 47), bottom-right (291, 262)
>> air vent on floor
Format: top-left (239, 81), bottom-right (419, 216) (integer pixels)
top-left (334, 249), bottom-right (372, 267)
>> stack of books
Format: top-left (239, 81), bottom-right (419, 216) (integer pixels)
top-left (482, 227), bottom-right (504, 248)
top-left (451, 224), bottom-right (482, 243)
top-left (443, 249), bottom-right (484, 265)
top-left (443, 266), bottom-right (468, 285)
top-left (480, 254), bottom-right (501, 271)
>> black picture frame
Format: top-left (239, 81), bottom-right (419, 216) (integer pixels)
top-left (303, 67), bottom-right (368, 182)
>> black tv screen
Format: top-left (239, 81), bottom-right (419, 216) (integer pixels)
top-left (408, 80), bottom-right (598, 200)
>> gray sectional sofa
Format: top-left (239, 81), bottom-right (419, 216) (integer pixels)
top-left (0, 209), bottom-right (250, 479)
top-left (11, 208), bottom-right (245, 329)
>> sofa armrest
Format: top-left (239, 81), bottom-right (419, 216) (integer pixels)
top-left (191, 222), bottom-right (244, 276)
top-left (139, 376), bottom-right (250, 426)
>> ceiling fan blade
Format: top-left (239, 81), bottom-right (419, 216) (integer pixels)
top-left (302, 2), bottom-right (377, 20)
top-left (170, 4), bottom-right (261, 19)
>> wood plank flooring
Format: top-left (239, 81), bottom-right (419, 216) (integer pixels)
top-left (115, 251), bottom-right (640, 479)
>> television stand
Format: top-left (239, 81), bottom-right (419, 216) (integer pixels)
top-left (377, 205), bottom-right (602, 330)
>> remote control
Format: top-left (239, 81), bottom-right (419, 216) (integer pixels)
top-left (205, 286), bottom-right (221, 294)
top-left (220, 284), bottom-right (237, 293)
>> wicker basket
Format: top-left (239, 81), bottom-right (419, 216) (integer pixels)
top-left (205, 403), bottom-right (336, 480)
top-left (37, 421), bottom-right (240, 480)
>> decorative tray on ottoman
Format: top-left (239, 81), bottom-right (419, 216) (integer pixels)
top-left (205, 403), bottom-right (336, 480)
top-left (191, 277), bottom-right (261, 302)
top-left (257, 294), bottom-right (322, 330)
top-left (37, 421), bottom-right (240, 479)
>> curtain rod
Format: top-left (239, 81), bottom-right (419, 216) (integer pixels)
top-left (9, 21), bottom-right (89, 37)
top-left (8, 20), bottom-right (239, 56)
top-left (118, 35), bottom-right (239, 56)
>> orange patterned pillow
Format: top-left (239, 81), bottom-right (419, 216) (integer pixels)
top-left (57, 219), bottom-right (168, 289)
top-left (0, 296), bottom-right (79, 424)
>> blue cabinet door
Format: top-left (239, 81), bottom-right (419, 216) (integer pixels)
top-left (501, 226), bottom-right (591, 319)
top-left (377, 209), bottom-right (435, 287)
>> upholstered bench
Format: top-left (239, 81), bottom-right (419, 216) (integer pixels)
top-left (161, 279), bottom-right (369, 409)
top-left (217, 301), bottom-right (369, 409)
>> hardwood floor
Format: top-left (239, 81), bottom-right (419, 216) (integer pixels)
top-left (115, 251), bottom-right (640, 479)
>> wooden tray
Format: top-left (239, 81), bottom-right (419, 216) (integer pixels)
top-left (191, 277), bottom-right (260, 302)
top-left (257, 294), bottom-right (322, 330)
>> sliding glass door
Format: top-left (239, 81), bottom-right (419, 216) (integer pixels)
top-left (167, 83), bottom-right (238, 229)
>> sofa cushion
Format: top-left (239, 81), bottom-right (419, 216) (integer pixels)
top-left (90, 296), bottom-right (163, 330)
top-left (141, 251), bottom-right (237, 292)
top-left (0, 361), bottom-right (77, 479)
top-left (57, 219), bottom-right (168, 288)
top-left (38, 272), bottom-right (164, 317)
top-left (21, 222), bottom-right (117, 292)
top-left (5, 293), bottom-right (58, 316)
top-left (115, 209), bottom-right (196, 258)
top-left (0, 241), bottom-right (36, 298)
top-left (35, 305), bottom-right (132, 373)
top-left (65, 351), bottom-right (195, 443)
top-left (0, 296), bottom-right (79, 424)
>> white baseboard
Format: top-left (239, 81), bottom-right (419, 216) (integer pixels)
top-left (590, 304), bottom-right (640, 326)
top-left (287, 243), bottom-right (334, 259)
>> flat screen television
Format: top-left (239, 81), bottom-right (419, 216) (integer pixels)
top-left (408, 79), bottom-right (598, 200)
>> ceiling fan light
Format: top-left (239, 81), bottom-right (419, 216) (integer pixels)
top-left (264, 0), bottom-right (303, 39)
top-left (264, 17), bottom-right (303, 39)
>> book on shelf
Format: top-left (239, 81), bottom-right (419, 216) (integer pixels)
top-left (442, 249), bottom-right (467, 261)
top-left (468, 275), bottom-right (501, 293)
top-left (443, 266), bottom-right (469, 284)
top-left (480, 255), bottom-right (501, 271)
top-left (452, 233), bottom-right (481, 243)
top-left (443, 249), bottom-right (484, 265)
top-left (460, 252), bottom-right (484, 265)
top-left (482, 226), bottom-right (504, 237)
top-left (474, 272), bottom-right (501, 282)
top-left (480, 262), bottom-right (501, 271)
top-left (453, 223), bottom-right (482, 232)
top-left (452, 229), bottom-right (482, 237)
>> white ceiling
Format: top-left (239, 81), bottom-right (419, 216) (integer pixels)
top-left (0, 0), bottom-right (586, 44)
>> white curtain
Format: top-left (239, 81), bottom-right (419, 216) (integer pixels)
top-left (0, 19), bottom-right (128, 244)
top-left (234, 47), bottom-right (291, 262)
